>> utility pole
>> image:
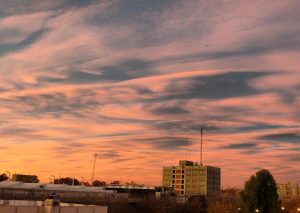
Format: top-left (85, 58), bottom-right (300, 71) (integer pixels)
top-left (91, 153), bottom-right (97, 183)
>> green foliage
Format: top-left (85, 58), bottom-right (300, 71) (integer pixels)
top-left (240, 169), bottom-right (279, 213)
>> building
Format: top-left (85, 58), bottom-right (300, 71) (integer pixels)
top-left (10, 174), bottom-right (39, 183)
top-left (0, 181), bottom-right (115, 204)
top-left (162, 160), bottom-right (221, 196)
top-left (277, 182), bottom-right (300, 199)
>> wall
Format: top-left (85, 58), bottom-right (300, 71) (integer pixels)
top-left (0, 206), bottom-right (108, 213)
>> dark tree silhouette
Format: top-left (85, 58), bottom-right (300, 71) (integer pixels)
top-left (0, 173), bottom-right (8, 181)
top-left (92, 180), bottom-right (106, 187)
top-left (82, 182), bottom-right (91, 186)
top-left (53, 177), bottom-right (80, 185)
top-left (241, 169), bottom-right (279, 213)
top-left (111, 180), bottom-right (120, 185)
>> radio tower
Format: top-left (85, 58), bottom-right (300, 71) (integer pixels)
top-left (200, 128), bottom-right (203, 165)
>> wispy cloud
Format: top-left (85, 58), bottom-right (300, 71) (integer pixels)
top-left (0, 0), bottom-right (299, 186)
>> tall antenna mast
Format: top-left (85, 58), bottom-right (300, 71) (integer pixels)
top-left (185, 138), bottom-right (188, 160)
top-left (91, 153), bottom-right (97, 183)
top-left (200, 128), bottom-right (203, 165)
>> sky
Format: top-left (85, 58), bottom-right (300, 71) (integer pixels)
top-left (0, 0), bottom-right (300, 187)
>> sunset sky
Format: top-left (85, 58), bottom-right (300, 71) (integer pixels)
top-left (0, 0), bottom-right (300, 187)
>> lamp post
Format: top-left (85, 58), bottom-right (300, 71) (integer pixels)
top-left (51, 175), bottom-right (56, 184)
top-left (91, 153), bottom-right (98, 183)
top-left (71, 177), bottom-right (75, 186)
top-left (81, 177), bottom-right (84, 186)
top-left (6, 171), bottom-right (11, 180)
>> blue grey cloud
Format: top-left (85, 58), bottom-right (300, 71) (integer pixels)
top-left (0, 28), bottom-right (48, 57)
top-left (222, 143), bottom-right (257, 149)
top-left (259, 132), bottom-right (300, 144)
top-left (0, 0), bottom-right (98, 17)
top-left (136, 137), bottom-right (192, 150)
top-left (150, 106), bottom-right (190, 115)
top-left (154, 121), bottom-right (219, 133)
top-left (159, 71), bottom-right (270, 100)
top-left (39, 59), bottom-right (152, 84)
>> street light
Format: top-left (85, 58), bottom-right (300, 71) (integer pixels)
top-left (91, 153), bottom-right (98, 183)
top-left (6, 171), bottom-right (11, 180)
top-left (297, 208), bottom-right (300, 212)
top-left (71, 177), bottom-right (75, 186)
top-left (281, 206), bottom-right (285, 211)
top-left (51, 175), bottom-right (56, 184)
top-left (255, 209), bottom-right (259, 213)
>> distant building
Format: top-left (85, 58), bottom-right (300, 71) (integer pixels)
top-left (11, 174), bottom-right (39, 183)
top-left (0, 181), bottom-right (114, 203)
top-left (277, 182), bottom-right (300, 199)
top-left (162, 160), bottom-right (221, 196)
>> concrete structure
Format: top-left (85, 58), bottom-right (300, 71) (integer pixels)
top-left (0, 181), bottom-right (115, 205)
top-left (11, 174), bottom-right (39, 183)
top-left (0, 181), bottom-right (111, 193)
top-left (0, 205), bottom-right (107, 213)
top-left (277, 182), bottom-right (300, 199)
top-left (162, 160), bottom-right (221, 196)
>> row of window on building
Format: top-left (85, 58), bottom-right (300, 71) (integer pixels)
top-left (277, 182), bottom-right (300, 199)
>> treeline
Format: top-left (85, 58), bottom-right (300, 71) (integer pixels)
top-left (52, 177), bottom-right (106, 186)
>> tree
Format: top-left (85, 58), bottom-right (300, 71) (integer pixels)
top-left (53, 177), bottom-right (80, 185)
top-left (92, 180), bottom-right (106, 187)
top-left (0, 173), bottom-right (8, 181)
top-left (111, 180), bottom-right (120, 185)
top-left (240, 169), bottom-right (279, 213)
top-left (82, 182), bottom-right (91, 186)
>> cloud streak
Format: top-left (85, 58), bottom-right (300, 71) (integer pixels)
top-left (0, 0), bottom-right (299, 187)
